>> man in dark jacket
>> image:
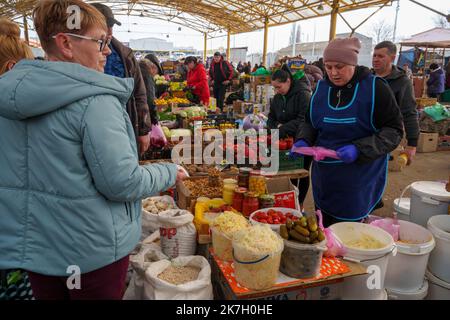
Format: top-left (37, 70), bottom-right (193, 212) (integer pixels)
top-left (92, 3), bottom-right (152, 157)
top-left (427, 63), bottom-right (446, 100)
top-left (209, 52), bottom-right (233, 111)
top-left (373, 41), bottom-right (419, 165)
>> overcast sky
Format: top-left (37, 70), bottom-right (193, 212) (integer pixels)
top-left (27, 0), bottom-right (448, 54)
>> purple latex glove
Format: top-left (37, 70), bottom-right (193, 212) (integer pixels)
top-left (336, 144), bottom-right (359, 164)
top-left (289, 140), bottom-right (309, 159)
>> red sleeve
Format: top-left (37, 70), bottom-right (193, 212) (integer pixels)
top-left (227, 61), bottom-right (233, 80)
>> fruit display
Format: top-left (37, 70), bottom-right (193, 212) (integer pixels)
top-left (170, 81), bottom-right (186, 91)
top-left (155, 98), bottom-right (169, 106)
top-left (279, 214), bottom-right (326, 244)
top-left (173, 106), bottom-right (208, 119)
top-left (251, 209), bottom-right (299, 225)
top-left (154, 75), bottom-right (168, 85)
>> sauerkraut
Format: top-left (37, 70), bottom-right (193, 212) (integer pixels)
top-left (212, 211), bottom-right (249, 261)
top-left (232, 225), bottom-right (283, 290)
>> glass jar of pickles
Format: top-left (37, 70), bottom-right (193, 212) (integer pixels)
top-left (222, 179), bottom-right (238, 205)
top-left (249, 170), bottom-right (267, 196)
top-left (259, 194), bottom-right (275, 209)
top-left (232, 187), bottom-right (247, 212)
top-left (238, 167), bottom-right (252, 188)
top-left (242, 192), bottom-right (259, 217)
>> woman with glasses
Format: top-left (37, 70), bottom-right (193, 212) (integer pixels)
top-left (0, 0), bottom-right (186, 300)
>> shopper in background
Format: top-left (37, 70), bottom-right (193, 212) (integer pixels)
top-left (0, 0), bottom-right (186, 300)
top-left (427, 63), bottom-right (445, 101)
top-left (145, 53), bottom-right (164, 76)
top-left (267, 64), bottom-right (312, 209)
top-left (293, 37), bottom-right (403, 227)
top-left (373, 41), bottom-right (419, 165)
top-left (92, 3), bottom-right (150, 158)
top-left (208, 52), bottom-right (233, 112)
top-left (138, 59), bottom-right (159, 126)
top-left (185, 56), bottom-right (210, 106)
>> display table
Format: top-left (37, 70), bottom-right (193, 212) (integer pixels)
top-left (209, 248), bottom-right (366, 300)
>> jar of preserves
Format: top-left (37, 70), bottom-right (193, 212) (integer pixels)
top-left (249, 170), bottom-right (267, 196)
top-left (238, 167), bottom-right (252, 188)
top-left (259, 194), bottom-right (275, 209)
top-left (242, 192), bottom-right (259, 217)
top-left (223, 182), bottom-right (237, 205)
top-left (232, 187), bottom-right (247, 212)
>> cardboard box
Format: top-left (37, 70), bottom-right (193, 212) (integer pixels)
top-left (266, 176), bottom-right (299, 210)
top-left (417, 132), bottom-right (439, 153)
top-left (437, 135), bottom-right (450, 151)
top-left (251, 75), bottom-right (271, 85)
top-left (233, 100), bottom-right (244, 113)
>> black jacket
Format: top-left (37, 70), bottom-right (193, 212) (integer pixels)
top-left (297, 66), bottom-right (404, 164)
top-left (208, 58), bottom-right (233, 85)
top-left (381, 65), bottom-right (419, 147)
top-left (267, 76), bottom-right (311, 139)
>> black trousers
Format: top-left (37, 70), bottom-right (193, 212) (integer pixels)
top-left (213, 84), bottom-right (226, 111)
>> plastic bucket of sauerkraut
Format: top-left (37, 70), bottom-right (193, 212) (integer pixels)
top-left (232, 225), bottom-right (284, 290)
top-left (330, 222), bottom-right (395, 300)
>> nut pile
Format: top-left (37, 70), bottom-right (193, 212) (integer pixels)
top-left (183, 178), bottom-right (223, 198)
top-left (157, 265), bottom-right (201, 285)
top-left (142, 198), bottom-right (174, 214)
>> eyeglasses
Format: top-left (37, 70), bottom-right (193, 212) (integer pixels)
top-left (52, 33), bottom-right (111, 52)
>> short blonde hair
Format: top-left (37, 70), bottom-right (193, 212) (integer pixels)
top-left (33, 0), bottom-right (107, 54)
top-left (0, 18), bottom-right (34, 75)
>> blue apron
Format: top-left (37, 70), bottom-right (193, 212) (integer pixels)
top-left (310, 74), bottom-right (388, 221)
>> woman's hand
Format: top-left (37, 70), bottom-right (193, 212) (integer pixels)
top-left (336, 145), bottom-right (359, 164)
top-left (175, 165), bottom-right (189, 183)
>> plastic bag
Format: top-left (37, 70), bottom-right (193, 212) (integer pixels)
top-left (150, 124), bottom-right (168, 148)
top-left (369, 218), bottom-right (400, 241)
top-left (291, 146), bottom-right (340, 161)
top-left (141, 196), bottom-right (178, 240)
top-left (316, 210), bottom-right (347, 257)
top-left (424, 104), bottom-right (450, 122)
top-left (243, 114), bottom-right (265, 131)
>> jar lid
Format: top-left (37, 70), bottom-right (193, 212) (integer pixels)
top-left (245, 192), bottom-right (258, 198)
top-left (239, 167), bottom-right (252, 174)
top-left (259, 194), bottom-right (274, 201)
top-left (235, 187), bottom-right (247, 194)
top-left (223, 178), bottom-right (237, 185)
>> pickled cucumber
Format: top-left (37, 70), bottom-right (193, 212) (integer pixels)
top-left (294, 225), bottom-right (310, 237)
top-left (307, 216), bottom-right (318, 232)
top-left (280, 225), bottom-right (289, 240)
top-left (310, 230), bottom-right (319, 241)
top-left (300, 216), bottom-right (308, 228)
top-left (286, 220), bottom-right (295, 230)
top-left (289, 229), bottom-right (310, 243)
top-left (318, 229), bottom-right (326, 242)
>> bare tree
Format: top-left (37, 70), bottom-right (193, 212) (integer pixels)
top-left (433, 13), bottom-right (450, 28)
top-left (368, 19), bottom-right (394, 44)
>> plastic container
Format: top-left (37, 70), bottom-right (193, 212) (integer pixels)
top-left (387, 280), bottom-right (429, 300)
top-left (385, 220), bottom-right (435, 292)
top-left (426, 269), bottom-right (450, 300)
top-left (410, 181), bottom-right (450, 227)
top-left (232, 187), bottom-right (247, 212)
top-left (249, 207), bottom-right (302, 232)
top-left (427, 215), bottom-right (450, 283)
top-left (330, 222), bottom-right (396, 300)
top-left (232, 232), bottom-right (284, 290)
top-left (211, 227), bottom-right (234, 261)
top-left (393, 198), bottom-right (411, 221)
top-left (280, 239), bottom-right (327, 279)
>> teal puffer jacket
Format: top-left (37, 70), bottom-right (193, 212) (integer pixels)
top-left (0, 60), bottom-right (177, 276)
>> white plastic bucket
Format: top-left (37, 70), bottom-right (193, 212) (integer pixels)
top-left (385, 220), bottom-right (435, 292)
top-left (427, 215), bottom-right (450, 283)
top-left (330, 222), bottom-right (395, 300)
top-left (426, 269), bottom-right (450, 300)
top-left (387, 280), bottom-right (429, 300)
top-left (393, 198), bottom-right (411, 221)
top-left (410, 181), bottom-right (450, 228)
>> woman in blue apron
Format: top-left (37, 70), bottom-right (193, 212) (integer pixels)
top-left (291, 38), bottom-right (404, 227)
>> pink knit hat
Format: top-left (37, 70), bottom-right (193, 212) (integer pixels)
top-left (323, 37), bottom-right (361, 66)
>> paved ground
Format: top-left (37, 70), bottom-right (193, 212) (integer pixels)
top-left (303, 151), bottom-right (450, 217)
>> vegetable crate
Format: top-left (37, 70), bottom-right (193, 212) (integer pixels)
top-left (278, 151), bottom-right (304, 172)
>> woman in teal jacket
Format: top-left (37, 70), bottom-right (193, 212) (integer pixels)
top-left (0, 0), bottom-right (182, 299)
